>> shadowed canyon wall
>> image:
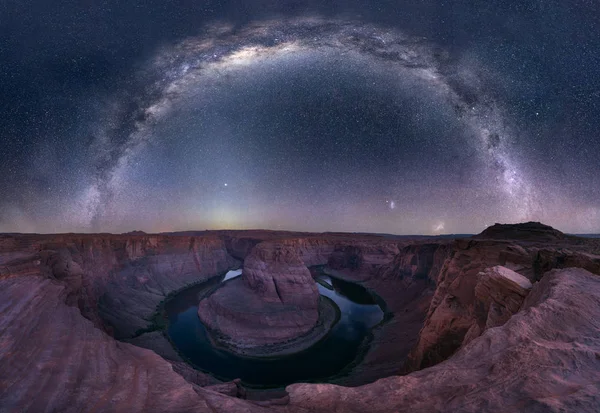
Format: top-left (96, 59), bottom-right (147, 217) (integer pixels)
top-left (1, 224), bottom-right (600, 412)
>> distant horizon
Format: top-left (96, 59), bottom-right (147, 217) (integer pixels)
top-left (2, 224), bottom-right (599, 237)
top-left (2, 3), bottom-right (599, 238)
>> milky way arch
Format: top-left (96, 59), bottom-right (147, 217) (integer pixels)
top-left (80, 17), bottom-right (539, 233)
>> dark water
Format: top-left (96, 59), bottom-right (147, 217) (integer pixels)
top-left (165, 270), bottom-right (384, 387)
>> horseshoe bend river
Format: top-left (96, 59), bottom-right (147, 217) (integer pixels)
top-left (164, 269), bottom-right (385, 387)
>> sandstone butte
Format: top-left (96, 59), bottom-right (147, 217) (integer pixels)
top-left (0, 222), bottom-right (599, 412)
top-left (197, 242), bottom-right (322, 351)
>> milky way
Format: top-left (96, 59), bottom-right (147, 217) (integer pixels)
top-left (82, 18), bottom-right (535, 232)
top-left (1, 3), bottom-right (600, 235)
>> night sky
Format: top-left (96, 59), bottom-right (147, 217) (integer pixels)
top-left (1, 1), bottom-right (599, 235)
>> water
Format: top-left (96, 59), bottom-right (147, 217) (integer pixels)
top-left (222, 268), bottom-right (243, 281)
top-left (165, 270), bottom-right (384, 387)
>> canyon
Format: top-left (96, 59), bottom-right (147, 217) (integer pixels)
top-left (1, 222), bottom-right (600, 412)
top-left (197, 242), bottom-right (327, 355)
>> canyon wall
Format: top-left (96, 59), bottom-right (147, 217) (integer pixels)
top-left (0, 234), bottom-right (239, 338)
top-left (287, 267), bottom-right (600, 413)
top-left (0, 272), bottom-right (279, 413)
top-left (2, 225), bottom-right (600, 412)
top-left (406, 230), bottom-right (600, 371)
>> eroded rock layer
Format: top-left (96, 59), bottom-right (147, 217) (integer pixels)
top-left (0, 234), bottom-right (239, 338)
top-left (287, 268), bottom-right (600, 413)
top-left (0, 276), bottom-right (259, 413)
top-left (198, 242), bottom-right (321, 350)
top-left (405, 233), bottom-right (600, 371)
top-left (1, 224), bottom-right (599, 413)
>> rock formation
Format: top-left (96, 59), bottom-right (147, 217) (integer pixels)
top-left (473, 266), bottom-right (532, 328)
top-left (197, 242), bottom-right (323, 351)
top-left (286, 268), bottom-right (600, 413)
top-left (0, 275), bottom-right (259, 413)
top-left (0, 234), bottom-right (240, 341)
top-left (405, 227), bottom-right (600, 372)
top-left (197, 236), bottom-right (403, 355)
top-left (327, 241), bottom-right (401, 279)
top-left (338, 242), bottom-right (450, 383)
top-left (1, 224), bottom-right (600, 412)
top-left (474, 221), bottom-right (566, 241)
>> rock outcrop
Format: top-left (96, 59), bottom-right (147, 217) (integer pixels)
top-left (2, 225), bottom-right (600, 413)
top-left (286, 268), bottom-right (600, 413)
top-left (405, 235), bottom-right (600, 372)
top-left (463, 265), bottom-right (532, 345)
top-left (0, 275), bottom-right (265, 413)
top-left (198, 242), bottom-right (323, 351)
top-left (474, 266), bottom-right (532, 327)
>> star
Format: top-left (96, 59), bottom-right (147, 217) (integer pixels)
top-left (1, 10), bottom-right (598, 235)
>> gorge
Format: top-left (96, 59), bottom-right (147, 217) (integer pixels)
top-left (164, 269), bottom-right (383, 386)
top-left (1, 222), bottom-right (600, 412)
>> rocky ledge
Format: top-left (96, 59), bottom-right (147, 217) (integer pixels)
top-left (1, 224), bottom-right (600, 412)
top-left (287, 267), bottom-right (600, 413)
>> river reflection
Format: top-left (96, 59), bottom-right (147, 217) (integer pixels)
top-left (164, 270), bottom-right (383, 387)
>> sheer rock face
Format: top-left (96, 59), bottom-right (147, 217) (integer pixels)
top-left (0, 276), bottom-right (265, 413)
top-left (405, 240), bottom-right (533, 370)
top-left (287, 268), bottom-right (600, 413)
top-left (333, 242), bottom-right (450, 384)
top-left (0, 234), bottom-right (239, 338)
top-left (198, 243), bottom-right (320, 347)
top-left (2, 227), bottom-right (600, 413)
top-left (222, 235), bottom-right (265, 260)
top-left (286, 238), bottom-right (338, 267)
top-left (327, 242), bottom-right (401, 280)
top-left (532, 247), bottom-right (600, 281)
top-left (405, 238), bottom-right (600, 372)
top-left (376, 242), bottom-right (450, 284)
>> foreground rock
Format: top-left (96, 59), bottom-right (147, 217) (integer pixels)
top-left (471, 266), bottom-right (532, 330)
top-left (1, 225), bottom-right (600, 413)
top-left (0, 276), bottom-right (265, 413)
top-left (287, 268), bottom-right (600, 413)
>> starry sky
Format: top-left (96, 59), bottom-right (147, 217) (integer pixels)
top-left (1, 1), bottom-right (599, 235)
